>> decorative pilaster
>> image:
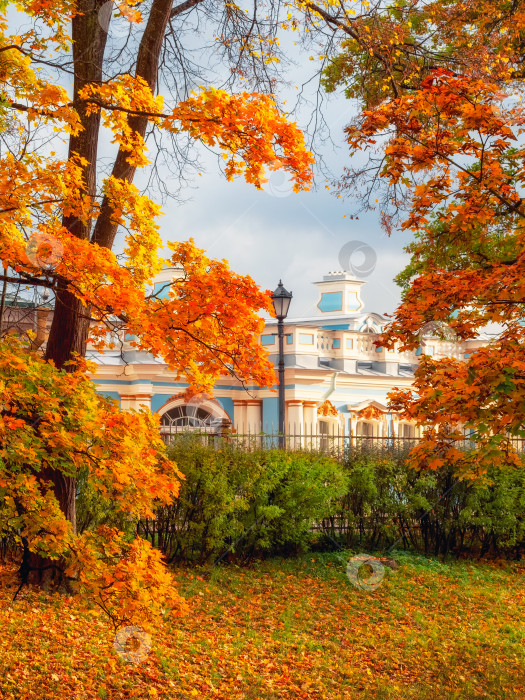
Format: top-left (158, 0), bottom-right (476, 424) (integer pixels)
top-left (233, 399), bottom-right (248, 432)
top-left (303, 400), bottom-right (318, 434)
top-left (118, 393), bottom-right (152, 411)
top-left (245, 400), bottom-right (262, 433)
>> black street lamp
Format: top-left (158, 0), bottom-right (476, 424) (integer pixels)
top-left (271, 280), bottom-right (292, 447)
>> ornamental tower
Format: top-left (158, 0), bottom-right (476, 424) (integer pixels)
top-left (314, 271), bottom-right (365, 316)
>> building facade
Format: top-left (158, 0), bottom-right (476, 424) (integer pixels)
top-left (88, 269), bottom-right (488, 441)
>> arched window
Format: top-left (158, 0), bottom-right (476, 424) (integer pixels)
top-left (161, 404), bottom-right (220, 430)
top-left (359, 317), bottom-right (381, 333)
top-left (158, 397), bottom-right (231, 441)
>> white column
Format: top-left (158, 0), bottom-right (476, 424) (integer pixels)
top-left (135, 393), bottom-right (152, 411)
top-left (303, 401), bottom-right (318, 434)
top-left (391, 415), bottom-right (399, 438)
top-left (349, 414), bottom-right (358, 445)
top-left (119, 394), bottom-right (151, 411)
top-left (286, 400), bottom-right (304, 448)
top-left (233, 400), bottom-right (247, 433)
top-left (119, 394), bottom-right (134, 411)
top-left (287, 400), bottom-right (304, 431)
top-left (245, 400), bottom-right (262, 433)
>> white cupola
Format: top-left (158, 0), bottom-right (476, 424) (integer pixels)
top-left (151, 266), bottom-right (184, 300)
top-left (314, 271), bottom-right (365, 315)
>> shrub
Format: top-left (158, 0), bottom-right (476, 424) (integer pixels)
top-left (0, 336), bottom-right (182, 623)
top-left (253, 450), bottom-right (349, 553)
top-left (146, 437), bottom-right (348, 563)
top-left (76, 467), bottom-right (137, 537)
top-left (321, 446), bottom-right (525, 557)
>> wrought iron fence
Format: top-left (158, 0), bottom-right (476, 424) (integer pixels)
top-left (163, 427), bottom-right (419, 459)
top-left (223, 432), bottom-right (420, 458)
top-left (161, 425), bottom-right (525, 459)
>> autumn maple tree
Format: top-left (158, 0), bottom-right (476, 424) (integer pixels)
top-left (0, 0), bottom-right (314, 591)
top-left (0, 334), bottom-right (187, 623)
top-left (294, 0), bottom-right (525, 477)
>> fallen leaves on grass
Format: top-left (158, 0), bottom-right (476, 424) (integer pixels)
top-left (0, 553), bottom-right (524, 698)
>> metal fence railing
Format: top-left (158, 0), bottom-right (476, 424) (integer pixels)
top-left (223, 433), bottom-right (420, 458)
top-left (161, 426), bottom-right (525, 459)
top-left (161, 428), bottom-right (410, 457)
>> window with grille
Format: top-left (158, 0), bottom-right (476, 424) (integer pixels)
top-left (160, 404), bottom-right (225, 432)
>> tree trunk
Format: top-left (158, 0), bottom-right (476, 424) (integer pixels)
top-left (91, 0), bottom-right (174, 250)
top-left (26, 469), bottom-right (77, 587)
top-left (28, 0), bottom-right (178, 588)
top-left (26, 1), bottom-right (108, 586)
top-left (46, 0), bottom-right (108, 369)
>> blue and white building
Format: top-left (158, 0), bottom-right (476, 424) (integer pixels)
top-left (89, 269), bottom-right (488, 440)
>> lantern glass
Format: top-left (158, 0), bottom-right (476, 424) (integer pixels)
top-left (271, 280), bottom-right (292, 320)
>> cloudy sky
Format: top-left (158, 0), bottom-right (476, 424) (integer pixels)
top-left (156, 92), bottom-right (414, 321)
top-left (138, 18), bottom-right (416, 323)
top-left (160, 168), bottom-right (412, 320)
top-left (9, 3), bottom-right (415, 320)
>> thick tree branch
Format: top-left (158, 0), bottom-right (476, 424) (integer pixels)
top-left (91, 0), bottom-right (175, 251)
top-left (170, 0), bottom-right (204, 19)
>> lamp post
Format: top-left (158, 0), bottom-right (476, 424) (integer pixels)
top-left (271, 280), bottom-right (292, 447)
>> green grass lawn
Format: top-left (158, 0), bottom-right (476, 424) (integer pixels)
top-left (1, 551), bottom-right (524, 698)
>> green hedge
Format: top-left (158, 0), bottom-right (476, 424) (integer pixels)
top-left (320, 447), bottom-right (525, 557)
top-left (144, 438), bottom-right (348, 563)
top-left (75, 437), bottom-right (525, 563)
